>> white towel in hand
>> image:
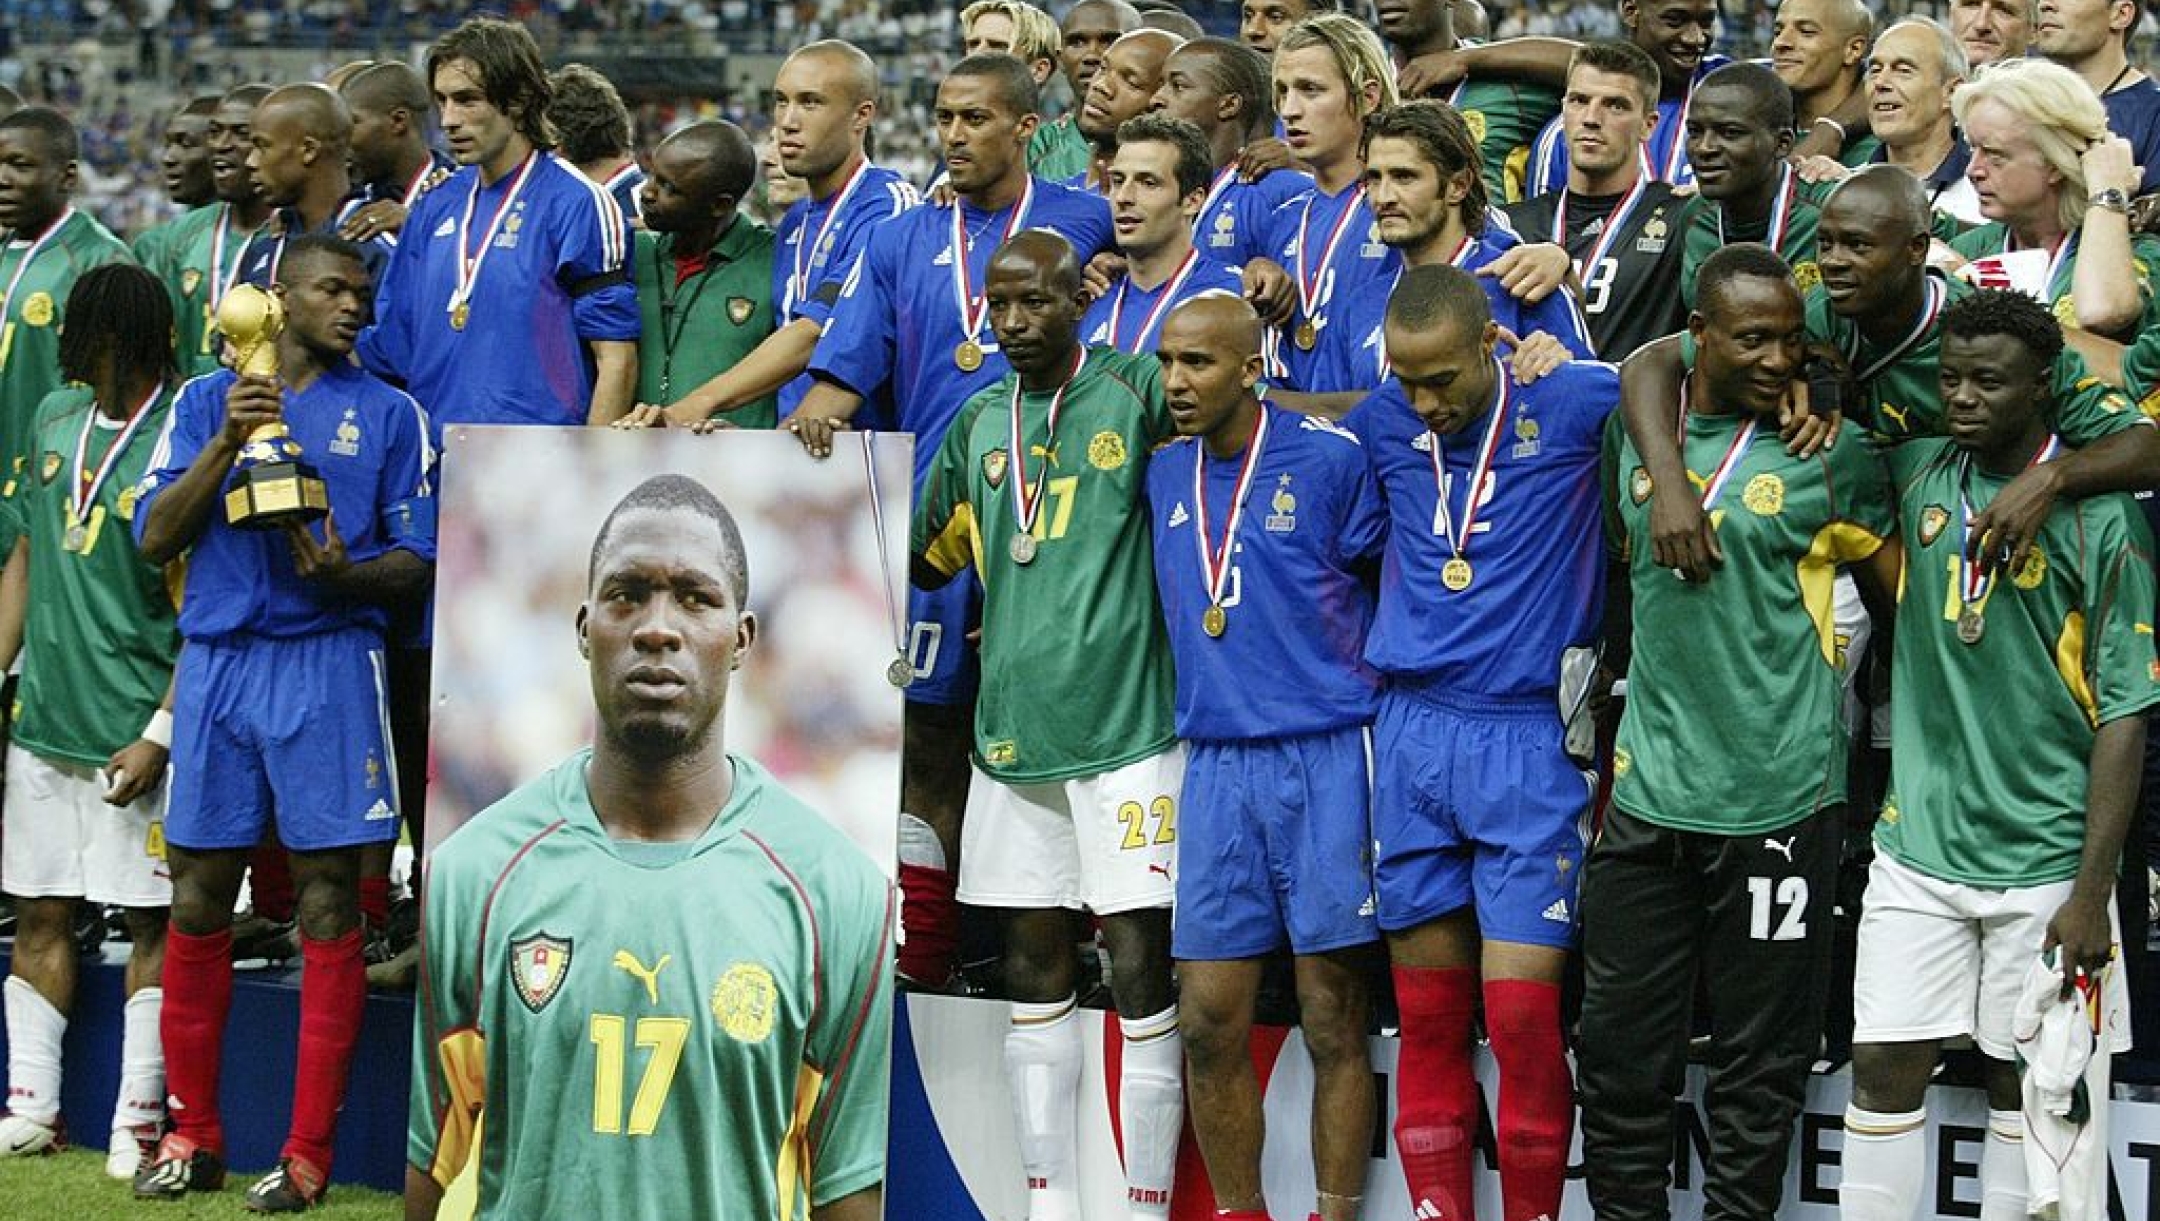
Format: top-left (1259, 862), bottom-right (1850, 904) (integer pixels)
top-left (2012, 945), bottom-right (2131, 1221)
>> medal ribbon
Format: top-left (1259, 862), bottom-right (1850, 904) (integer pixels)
top-left (1107, 247), bottom-right (1201, 352)
top-left (1193, 405), bottom-right (1271, 609)
top-left (1193, 165), bottom-right (1237, 239)
top-left (1008, 347), bottom-right (1087, 541)
top-left (70, 381), bottom-right (164, 531)
top-left (860, 434), bottom-right (910, 660)
top-left (1662, 90), bottom-right (1693, 181)
top-left (1678, 376), bottom-right (1757, 510)
top-left (789, 157), bottom-right (872, 315)
top-left (207, 204), bottom-right (260, 314)
top-left (0, 207), bottom-right (71, 321)
top-left (400, 158), bottom-right (441, 210)
top-left (449, 152), bottom-right (541, 320)
top-left (1849, 275), bottom-right (1946, 385)
top-left (1958, 434), bottom-right (2062, 605)
top-left (1715, 163), bottom-right (1795, 251)
top-left (1552, 173), bottom-right (1650, 282)
top-left (2041, 230), bottom-right (2080, 303)
top-left (1294, 185), bottom-right (1366, 329)
top-left (1428, 366), bottom-right (1511, 561)
top-left (952, 178), bottom-right (1036, 349)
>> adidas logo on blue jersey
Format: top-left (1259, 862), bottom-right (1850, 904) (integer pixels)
top-left (432, 216), bottom-right (456, 239)
top-left (365, 799), bottom-right (395, 821)
top-left (1166, 502), bottom-right (1189, 528)
top-left (933, 247), bottom-right (954, 267)
top-left (1542, 899), bottom-right (1571, 923)
top-left (1411, 433), bottom-right (1433, 452)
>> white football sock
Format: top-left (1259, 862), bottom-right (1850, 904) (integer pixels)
top-left (112, 987), bottom-right (165, 1132)
top-left (1979, 1109), bottom-right (2027, 1221)
top-left (1006, 996), bottom-right (1083, 1221)
top-left (1119, 1006), bottom-right (1183, 1220)
top-left (3, 976), bottom-right (65, 1125)
top-left (1839, 1105), bottom-right (1927, 1221)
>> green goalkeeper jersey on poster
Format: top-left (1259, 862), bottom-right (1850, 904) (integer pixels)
top-left (1876, 439), bottom-right (2160, 888)
top-left (1604, 409), bottom-right (1894, 835)
top-left (410, 750), bottom-right (895, 1221)
top-left (0, 386), bottom-right (178, 766)
top-left (1804, 272), bottom-right (2153, 444)
top-left (914, 347), bottom-right (1178, 783)
top-left (0, 209), bottom-right (132, 484)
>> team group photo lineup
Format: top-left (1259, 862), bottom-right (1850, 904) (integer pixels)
top-left (3, 0), bottom-right (2160, 1217)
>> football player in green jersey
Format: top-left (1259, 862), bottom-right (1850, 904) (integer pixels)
top-left (1770, 0), bottom-right (1877, 166)
top-left (1839, 288), bottom-right (2158, 1221)
top-left (0, 266), bottom-right (180, 1180)
top-left (1376, 0), bottom-right (1561, 202)
top-left (410, 474), bottom-right (893, 1221)
top-left (1589, 244), bottom-right (1896, 1221)
top-left (1679, 63), bottom-right (1823, 309)
top-left (914, 230), bottom-right (1185, 1221)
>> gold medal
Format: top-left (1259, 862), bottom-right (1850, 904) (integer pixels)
top-left (1956, 609), bottom-right (1985, 645)
top-left (1202, 604), bottom-right (1227, 638)
top-left (1441, 557), bottom-right (1474, 592)
top-left (955, 340), bottom-right (984, 372)
top-left (62, 522), bottom-right (86, 553)
top-left (1294, 321), bottom-right (1317, 350)
top-left (886, 657), bottom-right (914, 688)
top-left (1010, 533), bottom-right (1038, 564)
top-left (450, 302), bottom-right (470, 331)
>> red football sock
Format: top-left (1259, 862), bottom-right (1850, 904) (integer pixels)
top-left (358, 874), bottom-right (391, 933)
top-left (1485, 979), bottom-right (1572, 1221)
top-left (284, 929), bottom-right (365, 1174)
top-left (161, 925), bottom-right (234, 1152)
top-left (250, 842), bottom-right (295, 922)
top-left (896, 862), bottom-right (958, 985)
top-left (1392, 965), bottom-right (1479, 1221)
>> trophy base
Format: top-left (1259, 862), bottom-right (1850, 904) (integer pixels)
top-left (225, 459), bottom-right (330, 529)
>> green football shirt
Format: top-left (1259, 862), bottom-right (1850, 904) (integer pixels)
top-left (0, 386), bottom-right (178, 766)
top-left (1949, 223), bottom-right (2160, 343)
top-left (0, 209), bottom-right (133, 478)
top-left (1679, 187), bottom-right (1823, 308)
top-left (1803, 272), bottom-right (2151, 444)
top-left (410, 750), bottom-right (894, 1221)
top-left (1029, 115), bottom-right (1094, 183)
top-left (632, 216), bottom-right (779, 428)
top-left (1605, 409), bottom-right (1894, 834)
top-left (914, 347), bottom-right (1178, 782)
top-left (1876, 439), bottom-right (2160, 887)
top-left (134, 203), bottom-right (257, 381)
top-left (1449, 79), bottom-right (1562, 203)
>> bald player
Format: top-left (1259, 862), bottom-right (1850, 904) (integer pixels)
top-left (338, 61), bottom-right (456, 245)
top-left (0, 84), bottom-right (20, 119)
top-left (1073, 29), bottom-right (1183, 190)
top-left (913, 228), bottom-right (1183, 1221)
top-left (1772, 0), bottom-right (1878, 166)
top-left (628, 40), bottom-right (917, 429)
top-left (1139, 3), bottom-right (1204, 41)
top-left (1148, 292), bottom-right (1384, 1221)
top-left (1150, 37), bottom-right (1311, 267)
top-left (237, 84), bottom-right (388, 289)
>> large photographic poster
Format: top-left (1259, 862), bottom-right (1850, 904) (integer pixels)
top-left (425, 424), bottom-right (910, 866)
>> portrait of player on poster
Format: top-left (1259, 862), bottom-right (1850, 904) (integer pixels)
top-left (407, 426), bottom-right (906, 1221)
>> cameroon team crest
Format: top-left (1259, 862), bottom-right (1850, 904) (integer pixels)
top-left (1628, 466), bottom-right (1653, 505)
top-left (1742, 473), bottom-right (1784, 516)
top-left (1463, 109), bottom-right (1488, 144)
top-left (1918, 505), bottom-right (1950, 547)
top-left (983, 447), bottom-right (1008, 489)
top-left (21, 292), bottom-right (54, 327)
top-left (510, 932), bottom-right (575, 1014)
top-left (181, 268), bottom-right (202, 297)
top-left (1088, 430), bottom-right (1127, 471)
top-left (728, 297), bottom-right (755, 326)
top-left (711, 962), bottom-right (779, 1044)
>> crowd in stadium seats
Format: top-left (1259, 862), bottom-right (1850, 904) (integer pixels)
top-left (6, 0), bottom-right (2160, 1218)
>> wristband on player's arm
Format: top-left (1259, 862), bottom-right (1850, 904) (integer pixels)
top-left (141, 708), bottom-right (173, 749)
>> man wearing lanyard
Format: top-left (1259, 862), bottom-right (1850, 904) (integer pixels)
top-left (1244, 14), bottom-right (1399, 393)
top-left (238, 84), bottom-right (391, 290)
top-left (338, 61), bottom-right (456, 245)
top-left (1677, 63), bottom-right (1824, 309)
top-left (1839, 287), bottom-right (2156, 1221)
top-left (626, 121), bottom-right (777, 426)
top-left (1376, 0), bottom-right (1559, 203)
top-left (1070, 29), bottom-right (1183, 192)
top-left (790, 53), bottom-right (1112, 993)
top-left (630, 40), bottom-right (917, 430)
top-left (1505, 40), bottom-right (1688, 360)
top-left (0, 267), bottom-right (180, 1181)
top-left (358, 16), bottom-right (640, 430)
top-left (1949, 58), bottom-right (2160, 345)
top-left (1346, 263), bottom-right (1617, 1221)
top-left (1150, 37), bottom-right (1310, 268)
top-left (0, 108), bottom-right (133, 520)
top-left (132, 234), bottom-right (435, 1210)
top-left (1151, 293), bottom-right (1385, 1221)
top-left (138, 84), bottom-right (274, 382)
top-left (913, 230), bottom-right (1182, 1221)
top-left (1081, 116), bottom-right (1242, 354)
top-left (1590, 244), bottom-right (1894, 1221)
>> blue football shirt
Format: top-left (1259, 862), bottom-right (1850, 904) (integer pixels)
top-left (772, 164), bottom-right (918, 421)
top-left (1525, 55), bottom-right (1732, 196)
top-left (1080, 254), bottom-right (1243, 354)
top-left (1255, 183), bottom-right (1402, 393)
top-left (1194, 167), bottom-right (1312, 269)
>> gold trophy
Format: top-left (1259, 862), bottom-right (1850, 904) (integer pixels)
top-left (217, 283), bottom-right (328, 529)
